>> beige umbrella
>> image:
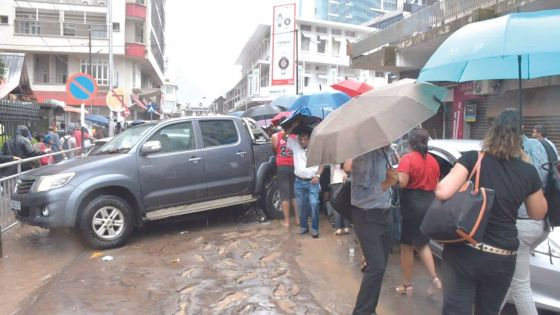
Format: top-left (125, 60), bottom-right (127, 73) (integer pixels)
top-left (306, 79), bottom-right (449, 166)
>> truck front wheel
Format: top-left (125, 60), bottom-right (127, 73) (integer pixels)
top-left (264, 177), bottom-right (284, 220)
top-left (79, 195), bottom-right (134, 249)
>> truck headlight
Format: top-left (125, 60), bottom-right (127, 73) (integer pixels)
top-left (34, 173), bottom-right (75, 192)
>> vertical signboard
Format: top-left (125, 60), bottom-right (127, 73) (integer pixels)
top-left (271, 3), bottom-right (296, 86)
top-left (252, 68), bottom-right (260, 96)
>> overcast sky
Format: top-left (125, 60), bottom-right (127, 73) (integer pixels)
top-left (165, 0), bottom-right (277, 105)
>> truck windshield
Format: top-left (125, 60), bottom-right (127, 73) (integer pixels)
top-left (96, 124), bottom-right (154, 154)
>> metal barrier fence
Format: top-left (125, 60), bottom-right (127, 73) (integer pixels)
top-left (0, 146), bottom-right (91, 257)
top-left (353, 0), bottom-right (539, 57)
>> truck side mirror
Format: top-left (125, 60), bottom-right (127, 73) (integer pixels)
top-left (140, 140), bottom-right (162, 156)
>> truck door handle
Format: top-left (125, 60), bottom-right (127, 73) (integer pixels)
top-left (236, 151), bottom-right (247, 157)
top-left (189, 157), bottom-right (202, 163)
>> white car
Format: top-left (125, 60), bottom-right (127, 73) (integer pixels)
top-left (427, 139), bottom-right (560, 313)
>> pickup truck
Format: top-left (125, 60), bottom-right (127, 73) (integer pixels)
top-left (11, 117), bottom-right (281, 249)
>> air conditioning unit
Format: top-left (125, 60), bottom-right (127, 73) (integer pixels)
top-left (473, 80), bottom-right (496, 95)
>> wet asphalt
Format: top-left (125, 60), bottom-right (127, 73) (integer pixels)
top-left (0, 206), bottom-right (524, 315)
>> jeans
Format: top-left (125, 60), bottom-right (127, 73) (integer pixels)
top-left (352, 207), bottom-right (392, 315)
top-left (502, 220), bottom-right (548, 315)
top-left (295, 178), bottom-right (321, 234)
top-left (442, 244), bottom-right (516, 315)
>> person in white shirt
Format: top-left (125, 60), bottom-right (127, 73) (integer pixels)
top-left (327, 163), bottom-right (351, 236)
top-left (286, 127), bottom-right (324, 238)
top-left (532, 125), bottom-right (559, 158)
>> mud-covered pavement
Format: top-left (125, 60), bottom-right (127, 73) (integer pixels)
top-left (1, 207), bottom-right (521, 315)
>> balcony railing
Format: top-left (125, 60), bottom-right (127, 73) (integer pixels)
top-left (14, 20), bottom-right (107, 38)
top-left (352, 0), bottom-right (539, 57)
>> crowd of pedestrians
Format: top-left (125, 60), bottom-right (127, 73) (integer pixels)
top-left (273, 108), bottom-right (556, 315)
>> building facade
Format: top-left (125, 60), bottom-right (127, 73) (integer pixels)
top-left (0, 0), bottom-right (166, 126)
top-left (300, 0), bottom-right (401, 25)
top-left (223, 17), bottom-right (387, 114)
top-left (350, 0), bottom-right (560, 143)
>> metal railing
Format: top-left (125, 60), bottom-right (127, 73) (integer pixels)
top-left (0, 146), bottom-right (92, 257)
top-left (352, 0), bottom-right (538, 57)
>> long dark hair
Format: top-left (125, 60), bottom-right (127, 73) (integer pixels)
top-left (483, 108), bottom-right (523, 160)
top-left (409, 129), bottom-right (430, 158)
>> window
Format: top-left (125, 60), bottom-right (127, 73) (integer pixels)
top-left (63, 24), bottom-right (76, 36)
top-left (345, 30), bottom-right (356, 37)
top-left (200, 120), bottom-right (239, 148)
top-left (300, 24), bottom-right (311, 32)
top-left (0, 16), bottom-right (8, 24)
top-left (331, 28), bottom-right (342, 36)
top-left (301, 35), bottom-right (310, 51)
top-left (17, 21), bottom-right (41, 35)
top-left (80, 59), bottom-right (108, 85)
top-left (375, 71), bottom-right (385, 78)
top-left (33, 54), bottom-right (68, 84)
top-left (148, 122), bottom-right (194, 153)
top-left (317, 36), bottom-right (326, 54)
top-left (332, 40), bottom-right (341, 56)
top-left (165, 86), bottom-right (174, 94)
top-left (112, 22), bottom-right (120, 32)
top-left (316, 26), bottom-right (328, 34)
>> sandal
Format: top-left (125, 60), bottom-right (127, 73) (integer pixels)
top-left (334, 229), bottom-right (343, 236)
top-left (396, 283), bottom-right (413, 296)
top-left (427, 276), bottom-right (442, 297)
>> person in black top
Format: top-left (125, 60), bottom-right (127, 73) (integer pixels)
top-left (434, 109), bottom-right (547, 315)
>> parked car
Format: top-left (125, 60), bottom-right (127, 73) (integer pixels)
top-left (427, 139), bottom-right (560, 313)
top-left (11, 117), bottom-right (279, 249)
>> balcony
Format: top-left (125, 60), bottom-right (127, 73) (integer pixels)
top-left (14, 20), bottom-right (107, 38)
top-left (126, 1), bottom-right (147, 20)
top-left (125, 42), bottom-right (146, 58)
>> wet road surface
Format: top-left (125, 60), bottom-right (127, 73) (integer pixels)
top-left (1, 207), bottom-right (525, 314)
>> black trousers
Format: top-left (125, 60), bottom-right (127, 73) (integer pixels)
top-left (442, 244), bottom-right (516, 315)
top-left (352, 206), bottom-right (393, 315)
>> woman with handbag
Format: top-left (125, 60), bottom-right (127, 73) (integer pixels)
top-left (328, 163), bottom-right (351, 236)
top-left (395, 129), bottom-right (441, 296)
top-left (434, 109), bottom-right (547, 315)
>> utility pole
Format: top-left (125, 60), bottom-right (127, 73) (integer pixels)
top-left (89, 25), bottom-right (93, 114)
top-left (107, 0), bottom-right (115, 136)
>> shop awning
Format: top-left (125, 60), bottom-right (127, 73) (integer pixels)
top-left (130, 93), bottom-right (147, 110)
top-left (62, 106), bottom-right (88, 114)
top-left (34, 91), bottom-right (108, 107)
top-left (139, 88), bottom-right (162, 98)
top-left (487, 86), bottom-right (560, 118)
top-left (0, 53), bottom-right (29, 99)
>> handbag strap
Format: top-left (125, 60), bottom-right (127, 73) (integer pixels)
top-left (467, 152), bottom-right (485, 193)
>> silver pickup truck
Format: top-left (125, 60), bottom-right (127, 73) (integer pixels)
top-left (11, 116), bottom-right (279, 249)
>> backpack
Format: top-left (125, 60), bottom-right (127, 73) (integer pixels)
top-left (62, 136), bottom-right (70, 151)
top-left (538, 139), bottom-right (560, 227)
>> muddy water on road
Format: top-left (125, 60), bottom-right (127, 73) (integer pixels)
top-left (0, 225), bottom-right (84, 315)
top-left (13, 217), bottom-right (332, 314)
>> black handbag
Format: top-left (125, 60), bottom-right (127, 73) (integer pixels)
top-left (420, 152), bottom-right (495, 245)
top-left (331, 180), bottom-right (352, 223)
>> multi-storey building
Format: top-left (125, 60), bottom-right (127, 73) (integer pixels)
top-left (300, 0), bottom-right (401, 25)
top-left (350, 0), bottom-right (560, 142)
top-left (0, 0), bottom-right (166, 126)
top-left (223, 17), bottom-right (387, 114)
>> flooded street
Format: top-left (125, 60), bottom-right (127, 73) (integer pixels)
top-left (1, 207), bottom-right (521, 315)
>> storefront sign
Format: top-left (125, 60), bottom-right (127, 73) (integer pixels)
top-left (271, 3), bottom-right (296, 86)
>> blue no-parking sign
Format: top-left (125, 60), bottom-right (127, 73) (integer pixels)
top-left (66, 73), bottom-right (98, 104)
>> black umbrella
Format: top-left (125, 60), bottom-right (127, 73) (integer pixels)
top-left (242, 105), bottom-right (283, 121)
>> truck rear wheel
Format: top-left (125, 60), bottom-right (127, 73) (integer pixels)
top-left (264, 177), bottom-right (284, 220)
top-left (79, 195), bottom-right (134, 249)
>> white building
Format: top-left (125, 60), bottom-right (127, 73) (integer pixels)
top-left (0, 0), bottom-right (166, 124)
top-left (225, 17), bottom-right (386, 113)
top-left (160, 79), bottom-right (178, 117)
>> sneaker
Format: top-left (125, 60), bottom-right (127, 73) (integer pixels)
top-left (312, 229), bottom-right (319, 238)
top-left (343, 227), bottom-right (351, 235)
top-left (334, 229), bottom-right (343, 236)
top-left (300, 228), bottom-right (309, 235)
